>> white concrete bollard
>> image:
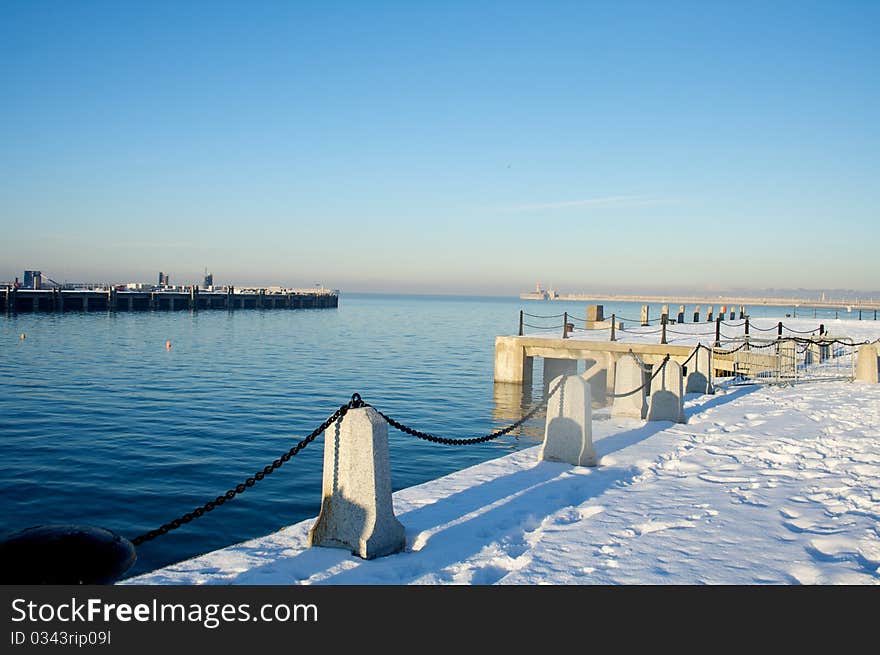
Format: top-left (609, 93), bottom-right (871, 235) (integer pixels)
top-left (648, 359), bottom-right (685, 423)
top-left (308, 406), bottom-right (406, 559)
top-left (855, 343), bottom-right (879, 383)
top-left (540, 375), bottom-right (597, 467)
top-left (581, 359), bottom-right (608, 405)
top-left (685, 346), bottom-right (713, 394)
top-left (611, 353), bottom-right (648, 419)
top-left (543, 357), bottom-right (578, 393)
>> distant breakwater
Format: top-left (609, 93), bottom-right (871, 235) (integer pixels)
top-left (2, 287), bottom-right (339, 313)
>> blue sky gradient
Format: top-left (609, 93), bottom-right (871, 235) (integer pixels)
top-left (2, 1), bottom-right (878, 294)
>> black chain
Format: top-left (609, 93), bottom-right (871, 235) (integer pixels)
top-left (522, 312), bottom-right (566, 319)
top-left (372, 376), bottom-right (566, 446)
top-left (608, 355), bottom-right (670, 399)
top-left (681, 344), bottom-right (703, 368)
top-left (130, 402), bottom-right (352, 546)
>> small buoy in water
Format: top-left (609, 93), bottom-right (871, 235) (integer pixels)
top-left (165, 340), bottom-right (172, 349)
top-left (20, 333), bottom-right (26, 340)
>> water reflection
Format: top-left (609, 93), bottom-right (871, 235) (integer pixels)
top-left (492, 382), bottom-right (544, 442)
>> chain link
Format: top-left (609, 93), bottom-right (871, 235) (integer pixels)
top-left (372, 376), bottom-right (566, 446)
top-left (130, 402), bottom-right (351, 546)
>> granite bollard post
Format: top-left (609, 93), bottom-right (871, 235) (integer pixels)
top-left (855, 343), bottom-right (880, 383)
top-left (685, 346), bottom-right (713, 395)
top-left (648, 358), bottom-right (685, 423)
top-left (543, 358), bottom-right (578, 394)
top-left (707, 305), bottom-right (714, 322)
top-left (308, 406), bottom-right (406, 559)
top-left (582, 359), bottom-right (608, 405)
top-left (640, 305), bottom-right (650, 327)
top-left (611, 353), bottom-right (648, 419)
top-left (540, 375), bottom-right (597, 467)
top-left (677, 305), bottom-right (685, 324)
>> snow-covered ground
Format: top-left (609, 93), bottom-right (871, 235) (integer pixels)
top-left (528, 316), bottom-right (880, 348)
top-left (126, 372), bottom-right (880, 585)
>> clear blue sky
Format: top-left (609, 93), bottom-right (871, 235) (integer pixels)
top-left (1, 0), bottom-right (878, 294)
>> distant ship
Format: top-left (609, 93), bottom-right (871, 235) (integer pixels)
top-left (520, 283), bottom-right (557, 301)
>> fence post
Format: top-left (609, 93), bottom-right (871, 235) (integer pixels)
top-left (518, 310), bottom-right (523, 336)
top-left (610, 313), bottom-right (617, 341)
top-left (308, 406), bottom-right (406, 559)
top-left (562, 311), bottom-right (568, 339)
top-left (715, 317), bottom-right (721, 347)
top-left (777, 321), bottom-right (783, 339)
top-left (661, 314), bottom-right (668, 345)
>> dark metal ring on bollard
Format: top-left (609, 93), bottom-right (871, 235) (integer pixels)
top-left (0, 524), bottom-right (137, 585)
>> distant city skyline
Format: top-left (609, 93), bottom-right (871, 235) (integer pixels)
top-left (2, 2), bottom-right (878, 294)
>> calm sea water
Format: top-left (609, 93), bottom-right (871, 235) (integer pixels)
top-left (0, 293), bottom-right (860, 578)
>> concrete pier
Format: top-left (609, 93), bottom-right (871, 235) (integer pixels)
top-left (1, 288), bottom-right (339, 314)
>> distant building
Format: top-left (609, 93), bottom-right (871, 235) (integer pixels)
top-left (158, 271), bottom-right (170, 287)
top-left (203, 272), bottom-right (213, 288)
top-left (23, 270), bottom-right (42, 289)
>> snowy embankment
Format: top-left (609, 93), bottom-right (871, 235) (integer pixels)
top-left (126, 375), bottom-right (880, 585)
top-left (528, 316), bottom-right (880, 347)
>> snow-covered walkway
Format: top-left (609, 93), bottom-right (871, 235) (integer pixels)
top-left (126, 378), bottom-right (880, 585)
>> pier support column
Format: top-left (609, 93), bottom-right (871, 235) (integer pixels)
top-left (308, 406), bottom-right (405, 559)
top-left (856, 344), bottom-right (879, 383)
top-left (169, 296), bottom-right (175, 311)
top-left (494, 337), bottom-right (534, 384)
top-left (32, 296), bottom-right (39, 312)
top-left (128, 296), bottom-right (133, 311)
top-left (540, 375), bottom-right (597, 467)
top-left (82, 295), bottom-right (89, 312)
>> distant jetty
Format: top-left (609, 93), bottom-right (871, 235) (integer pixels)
top-left (519, 289), bottom-right (880, 311)
top-left (2, 286), bottom-right (339, 313)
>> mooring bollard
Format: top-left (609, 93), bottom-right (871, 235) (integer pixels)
top-left (855, 343), bottom-right (880, 383)
top-left (540, 375), bottom-right (596, 467)
top-left (648, 359), bottom-right (685, 423)
top-left (308, 405), bottom-right (405, 559)
top-left (685, 346), bottom-right (713, 395)
top-left (611, 353), bottom-right (648, 419)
